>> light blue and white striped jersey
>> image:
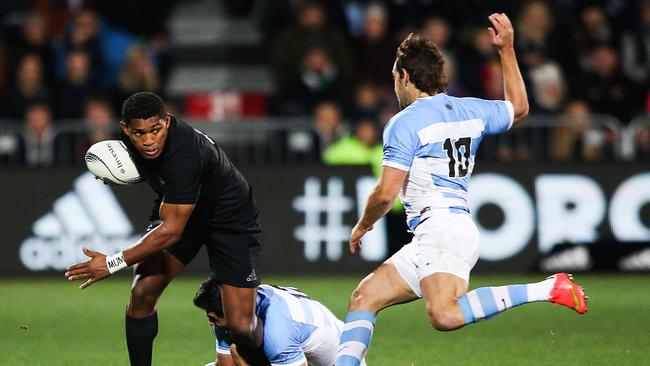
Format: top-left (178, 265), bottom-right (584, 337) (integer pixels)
top-left (383, 93), bottom-right (514, 231)
top-left (212, 284), bottom-right (343, 366)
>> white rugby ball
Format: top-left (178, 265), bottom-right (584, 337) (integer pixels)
top-left (85, 140), bottom-right (143, 185)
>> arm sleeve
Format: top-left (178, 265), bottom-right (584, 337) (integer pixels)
top-left (264, 309), bottom-right (307, 366)
top-left (212, 325), bottom-right (232, 355)
top-left (481, 100), bottom-right (514, 135)
top-left (382, 117), bottom-right (417, 171)
top-left (161, 157), bottom-right (202, 204)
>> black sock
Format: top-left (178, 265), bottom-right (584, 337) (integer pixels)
top-left (125, 312), bottom-right (158, 366)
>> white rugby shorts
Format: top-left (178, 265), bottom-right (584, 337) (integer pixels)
top-left (389, 213), bottom-right (480, 297)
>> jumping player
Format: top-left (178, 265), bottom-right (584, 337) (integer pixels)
top-left (335, 13), bottom-right (588, 366)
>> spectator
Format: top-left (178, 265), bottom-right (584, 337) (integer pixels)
top-left (23, 103), bottom-right (55, 166)
top-left (571, 4), bottom-right (619, 75)
top-left (6, 12), bottom-right (55, 85)
top-left (117, 45), bottom-right (160, 103)
top-left (58, 9), bottom-right (103, 83)
top-left (621, 0), bottom-right (650, 90)
top-left (354, 3), bottom-right (396, 88)
top-left (456, 28), bottom-right (500, 98)
top-left (514, 1), bottom-right (567, 113)
top-left (73, 96), bottom-right (116, 159)
top-left (348, 82), bottom-right (384, 123)
top-left (54, 50), bottom-right (95, 119)
top-left (323, 118), bottom-right (382, 173)
top-left (279, 46), bottom-right (345, 115)
top-left (313, 101), bottom-right (345, 151)
top-left (1, 53), bottom-right (50, 118)
top-left (573, 44), bottom-right (638, 122)
top-left (550, 100), bottom-right (605, 161)
top-left (271, 1), bottom-right (354, 92)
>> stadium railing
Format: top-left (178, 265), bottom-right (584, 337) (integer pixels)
top-left (624, 116), bottom-right (650, 161)
top-left (0, 114), bottom-right (638, 166)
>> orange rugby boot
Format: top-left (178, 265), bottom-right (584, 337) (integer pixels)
top-left (548, 273), bottom-right (588, 314)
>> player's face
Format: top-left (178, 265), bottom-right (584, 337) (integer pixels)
top-left (392, 63), bottom-right (408, 110)
top-left (205, 311), bottom-right (226, 327)
top-left (121, 114), bottom-right (170, 160)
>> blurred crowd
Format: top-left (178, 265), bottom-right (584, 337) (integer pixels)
top-left (0, 0), bottom-right (649, 167)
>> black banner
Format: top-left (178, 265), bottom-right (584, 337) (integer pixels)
top-left (1, 163), bottom-right (649, 277)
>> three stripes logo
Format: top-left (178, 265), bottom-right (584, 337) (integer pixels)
top-left (19, 172), bottom-right (140, 271)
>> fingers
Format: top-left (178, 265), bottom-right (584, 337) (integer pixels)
top-left (65, 267), bottom-right (89, 278)
top-left (82, 246), bottom-right (97, 257)
top-left (488, 27), bottom-right (497, 41)
top-left (79, 278), bottom-right (95, 289)
top-left (66, 261), bottom-right (89, 271)
top-left (488, 13), bottom-right (512, 32)
top-left (66, 272), bottom-right (91, 281)
top-left (349, 239), bottom-right (361, 254)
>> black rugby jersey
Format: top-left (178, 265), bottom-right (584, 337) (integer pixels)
top-left (122, 115), bottom-right (260, 233)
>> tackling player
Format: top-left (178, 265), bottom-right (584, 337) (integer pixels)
top-left (65, 92), bottom-right (264, 365)
top-left (194, 277), bottom-right (366, 366)
top-left (335, 14), bottom-right (588, 366)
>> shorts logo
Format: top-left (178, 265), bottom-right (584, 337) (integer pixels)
top-left (246, 269), bottom-right (257, 282)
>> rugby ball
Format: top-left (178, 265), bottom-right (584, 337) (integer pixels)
top-left (85, 140), bottom-right (143, 185)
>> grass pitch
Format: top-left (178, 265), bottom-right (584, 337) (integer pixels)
top-left (1, 274), bottom-right (648, 365)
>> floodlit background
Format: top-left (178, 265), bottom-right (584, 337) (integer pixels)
top-left (0, 1), bottom-right (648, 365)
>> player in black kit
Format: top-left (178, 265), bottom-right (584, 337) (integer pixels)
top-left (65, 92), bottom-right (265, 365)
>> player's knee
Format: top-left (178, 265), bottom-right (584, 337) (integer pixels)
top-left (128, 278), bottom-right (168, 313)
top-left (349, 286), bottom-right (380, 311)
top-left (427, 306), bottom-right (463, 331)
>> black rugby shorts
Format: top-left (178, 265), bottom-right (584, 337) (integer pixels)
top-left (146, 220), bottom-right (261, 288)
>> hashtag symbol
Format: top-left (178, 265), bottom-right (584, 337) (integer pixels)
top-left (293, 177), bottom-right (353, 261)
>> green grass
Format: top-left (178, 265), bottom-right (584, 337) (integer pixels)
top-left (1, 274), bottom-right (648, 365)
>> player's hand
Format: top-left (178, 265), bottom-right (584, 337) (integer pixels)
top-left (488, 13), bottom-right (514, 51)
top-left (349, 223), bottom-right (373, 255)
top-left (64, 247), bottom-right (110, 289)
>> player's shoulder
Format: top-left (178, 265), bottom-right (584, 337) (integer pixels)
top-left (163, 116), bottom-right (201, 157)
top-left (385, 106), bottom-right (419, 134)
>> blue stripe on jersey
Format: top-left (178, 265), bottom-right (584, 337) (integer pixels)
top-left (449, 206), bottom-right (469, 214)
top-left (431, 174), bottom-right (467, 191)
top-left (442, 191), bottom-right (467, 201)
top-left (407, 216), bottom-right (422, 231)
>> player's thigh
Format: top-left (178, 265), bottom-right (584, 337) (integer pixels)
top-left (220, 284), bottom-right (258, 339)
top-left (206, 230), bottom-right (261, 288)
top-left (414, 214), bottom-right (480, 285)
top-left (349, 260), bottom-right (418, 313)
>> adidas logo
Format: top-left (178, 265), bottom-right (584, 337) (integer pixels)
top-left (539, 246), bottom-right (593, 272)
top-left (19, 172), bottom-right (140, 271)
top-left (619, 248), bottom-right (650, 271)
top-left (246, 269), bottom-right (257, 282)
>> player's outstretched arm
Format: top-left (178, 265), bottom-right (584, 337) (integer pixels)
top-left (64, 202), bottom-right (194, 289)
top-left (350, 166), bottom-right (407, 254)
top-left (488, 13), bottom-right (529, 125)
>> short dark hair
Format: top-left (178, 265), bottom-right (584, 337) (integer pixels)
top-left (395, 33), bottom-right (446, 94)
top-left (121, 91), bottom-right (165, 125)
top-left (193, 277), bottom-right (223, 317)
